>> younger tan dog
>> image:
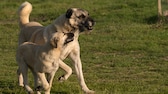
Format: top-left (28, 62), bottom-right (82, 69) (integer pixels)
top-left (16, 32), bottom-right (74, 94)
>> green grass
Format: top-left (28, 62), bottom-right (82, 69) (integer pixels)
top-left (0, 0), bottom-right (168, 94)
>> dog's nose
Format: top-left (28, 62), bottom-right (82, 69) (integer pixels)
top-left (87, 19), bottom-right (95, 30)
top-left (88, 17), bottom-right (95, 26)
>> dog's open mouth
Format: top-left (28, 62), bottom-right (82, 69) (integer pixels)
top-left (64, 33), bottom-right (74, 44)
top-left (86, 25), bottom-right (93, 30)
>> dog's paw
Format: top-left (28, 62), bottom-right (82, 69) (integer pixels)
top-left (19, 83), bottom-right (24, 87)
top-left (84, 90), bottom-right (95, 94)
top-left (58, 75), bottom-right (65, 82)
top-left (28, 91), bottom-right (34, 94)
top-left (35, 86), bottom-right (43, 91)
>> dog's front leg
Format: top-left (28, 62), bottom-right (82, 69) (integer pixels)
top-left (36, 72), bottom-right (50, 92)
top-left (31, 71), bottom-right (41, 94)
top-left (58, 59), bottom-right (72, 82)
top-left (69, 48), bottom-right (95, 94)
top-left (45, 66), bottom-right (58, 94)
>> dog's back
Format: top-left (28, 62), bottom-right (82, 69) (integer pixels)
top-left (16, 42), bottom-right (38, 68)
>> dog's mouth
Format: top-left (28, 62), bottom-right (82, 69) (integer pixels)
top-left (64, 33), bottom-right (74, 44)
top-left (86, 25), bottom-right (93, 30)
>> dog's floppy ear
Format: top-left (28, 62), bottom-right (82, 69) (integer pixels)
top-left (66, 8), bottom-right (73, 18)
top-left (50, 37), bottom-right (58, 48)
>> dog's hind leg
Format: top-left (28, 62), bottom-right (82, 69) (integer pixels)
top-left (19, 59), bottom-right (34, 94)
top-left (17, 67), bottom-right (24, 87)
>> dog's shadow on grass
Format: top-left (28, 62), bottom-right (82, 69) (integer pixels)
top-left (144, 15), bottom-right (158, 24)
top-left (54, 91), bottom-right (69, 94)
top-left (0, 80), bottom-right (69, 94)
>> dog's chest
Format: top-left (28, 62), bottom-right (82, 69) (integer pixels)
top-left (38, 52), bottom-right (59, 73)
top-left (60, 40), bottom-right (78, 60)
top-left (44, 60), bottom-right (58, 73)
top-left (40, 59), bottom-right (59, 73)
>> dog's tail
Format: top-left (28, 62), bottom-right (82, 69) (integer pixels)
top-left (18, 1), bottom-right (32, 28)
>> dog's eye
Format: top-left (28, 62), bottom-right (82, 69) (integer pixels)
top-left (78, 15), bottom-right (85, 19)
top-left (63, 32), bottom-right (66, 35)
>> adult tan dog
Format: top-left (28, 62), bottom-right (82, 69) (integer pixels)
top-left (16, 32), bottom-right (74, 94)
top-left (17, 1), bottom-right (95, 94)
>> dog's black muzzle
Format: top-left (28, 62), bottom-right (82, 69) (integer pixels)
top-left (79, 17), bottom-right (95, 32)
top-left (85, 17), bottom-right (95, 30)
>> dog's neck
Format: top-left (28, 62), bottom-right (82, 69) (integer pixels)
top-left (53, 14), bottom-right (76, 33)
top-left (41, 42), bottom-right (61, 56)
top-left (50, 14), bottom-right (80, 41)
top-left (64, 23), bottom-right (76, 33)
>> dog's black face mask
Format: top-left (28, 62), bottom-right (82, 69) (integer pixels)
top-left (79, 17), bottom-right (95, 32)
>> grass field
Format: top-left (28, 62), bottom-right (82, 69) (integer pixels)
top-left (0, 0), bottom-right (168, 94)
